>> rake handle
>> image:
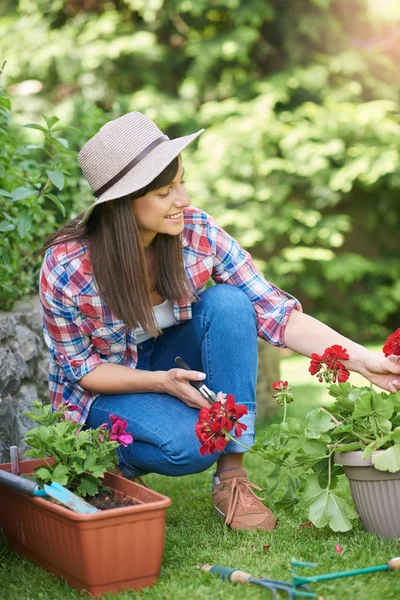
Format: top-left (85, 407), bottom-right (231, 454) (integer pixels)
top-left (388, 557), bottom-right (400, 571)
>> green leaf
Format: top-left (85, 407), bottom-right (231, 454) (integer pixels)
top-left (90, 465), bottom-right (108, 478)
top-left (77, 475), bottom-right (100, 497)
top-left (42, 115), bottom-right (59, 130)
top-left (392, 392), bottom-right (400, 412)
top-left (329, 384), bottom-right (367, 412)
top-left (44, 193), bottom-right (66, 217)
top-left (353, 390), bottom-right (394, 423)
top-left (10, 187), bottom-right (39, 202)
top-left (0, 221), bottom-right (15, 233)
top-left (273, 478), bottom-right (298, 514)
top-left (0, 189), bottom-right (12, 197)
top-left (34, 467), bottom-right (53, 483)
top-left (52, 464), bottom-right (70, 486)
top-left (281, 417), bottom-right (304, 436)
top-left (304, 409), bottom-right (335, 439)
top-left (265, 466), bottom-right (292, 503)
top-left (23, 448), bottom-right (45, 459)
top-left (46, 169), bottom-right (64, 191)
top-left (313, 457), bottom-right (342, 489)
top-left (371, 443), bottom-right (400, 473)
top-left (391, 428), bottom-right (400, 444)
top-left (17, 211), bottom-right (32, 238)
top-left (301, 474), bottom-right (358, 531)
top-left (83, 455), bottom-right (97, 471)
top-left (362, 436), bottom-right (390, 459)
top-left (334, 441), bottom-right (362, 453)
top-left (23, 123), bottom-right (47, 132)
top-left (55, 137), bottom-right (68, 148)
top-left (296, 440), bottom-right (328, 468)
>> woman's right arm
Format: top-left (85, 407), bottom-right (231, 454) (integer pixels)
top-left (40, 251), bottom-right (210, 409)
top-left (79, 364), bottom-right (211, 408)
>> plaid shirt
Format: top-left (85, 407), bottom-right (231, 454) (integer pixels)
top-left (40, 206), bottom-right (301, 423)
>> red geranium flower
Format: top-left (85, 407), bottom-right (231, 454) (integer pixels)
top-left (272, 380), bottom-right (294, 406)
top-left (383, 328), bottom-right (400, 357)
top-left (195, 394), bottom-right (248, 456)
top-left (109, 414), bottom-right (133, 447)
top-left (309, 345), bottom-right (350, 384)
top-left (272, 380), bottom-right (289, 390)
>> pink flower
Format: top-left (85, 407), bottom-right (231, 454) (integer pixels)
top-left (63, 401), bottom-right (78, 411)
top-left (335, 542), bottom-right (343, 554)
top-left (98, 422), bottom-right (109, 443)
top-left (109, 414), bottom-right (133, 447)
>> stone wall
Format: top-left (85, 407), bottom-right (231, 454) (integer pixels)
top-left (0, 296), bottom-right (49, 463)
top-left (0, 296), bottom-right (280, 462)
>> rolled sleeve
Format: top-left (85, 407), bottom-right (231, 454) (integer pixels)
top-left (207, 214), bottom-right (302, 347)
top-left (52, 346), bottom-right (104, 384)
top-left (40, 259), bottom-right (104, 385)
top-left (254, 294), bottom-right (301, 347)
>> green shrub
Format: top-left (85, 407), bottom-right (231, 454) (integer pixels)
top-left (0, 70), bottom-right (72, 310)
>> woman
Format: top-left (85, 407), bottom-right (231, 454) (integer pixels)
top-left (40, 112), bottom-right (400, 531)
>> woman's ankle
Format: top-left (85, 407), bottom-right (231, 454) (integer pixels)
top-left (216, 453), bottom-right (244, 476)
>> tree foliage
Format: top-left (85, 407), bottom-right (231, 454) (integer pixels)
top-left (0, 0), bottom-right (399, 339)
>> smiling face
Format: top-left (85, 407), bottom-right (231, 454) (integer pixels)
top-left (132, 159), bottom-right (190, 247)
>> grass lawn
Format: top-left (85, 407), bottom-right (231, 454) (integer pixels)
top-left (1, 348), bottom-right (400, 599)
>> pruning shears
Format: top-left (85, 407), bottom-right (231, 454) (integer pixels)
top-left (175, 356), bottom-right (219, 404)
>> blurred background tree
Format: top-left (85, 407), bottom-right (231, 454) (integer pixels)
top-left (0, 0), bottom-right (399, 340)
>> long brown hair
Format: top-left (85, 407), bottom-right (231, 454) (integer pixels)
top-left (41, 157), bottom-right (194, 337)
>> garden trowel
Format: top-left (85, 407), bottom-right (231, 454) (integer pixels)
top-left (0, 468), bottom-right (100, 514)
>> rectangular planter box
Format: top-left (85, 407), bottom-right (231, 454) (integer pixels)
top-left (0, 459), bottom-right (171, 596)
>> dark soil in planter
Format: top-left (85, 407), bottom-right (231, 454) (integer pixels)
top-left (86, 489), bottom-right (139, 510)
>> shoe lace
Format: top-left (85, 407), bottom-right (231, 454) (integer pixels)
top-left (225, 476), bottom-right (264, 526)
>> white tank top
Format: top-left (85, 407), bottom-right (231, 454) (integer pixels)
top-left (135, 299), bottom-right (176, 344)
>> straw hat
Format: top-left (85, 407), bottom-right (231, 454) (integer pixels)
top-left (78, 112), bottom-right (204, 225)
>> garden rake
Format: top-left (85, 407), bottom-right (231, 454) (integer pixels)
top-left (197, 556), bottom-right (400, 599)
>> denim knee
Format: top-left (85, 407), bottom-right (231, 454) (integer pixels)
top-left (162, 432), bottom-right (221, 474)
top-left (197, 284), bottom-right (256, 323)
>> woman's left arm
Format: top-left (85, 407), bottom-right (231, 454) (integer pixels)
top-left (284, 309), bottom-right (400, 393)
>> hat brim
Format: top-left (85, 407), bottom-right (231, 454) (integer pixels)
top-left (78, 129), bottom-right (204, 226)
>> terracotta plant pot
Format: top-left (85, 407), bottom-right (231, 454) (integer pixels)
top-left (0, 459), bottom-right (171, 596)
top-left (334, 451), bottom-right (400, 539)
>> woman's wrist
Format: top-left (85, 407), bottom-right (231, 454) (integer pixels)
top-left (152, 370), bottom-right (167, 393)
top-left (343, 347), bottom-right (373, 375)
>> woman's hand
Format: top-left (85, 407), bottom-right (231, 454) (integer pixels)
top-left (356, 352), bottom-right (400, 393)
top-left (161, 368), bottom-right (212, 409)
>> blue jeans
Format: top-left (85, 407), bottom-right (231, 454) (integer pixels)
top-left (86, 284), bottom-right (258, 477)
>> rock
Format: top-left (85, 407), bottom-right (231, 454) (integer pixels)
top-left (0, 298), bottom-right (49, 461)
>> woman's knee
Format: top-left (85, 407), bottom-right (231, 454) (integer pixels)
top-left (196, 284), bottom-right (255, 322)
top-left (161, 431), bottom-right (220, 473)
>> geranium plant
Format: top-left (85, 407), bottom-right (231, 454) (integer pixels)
top-left (23, 401), bottom-right (133, 497)
top-left (195, 329), bottom-right (400, 532)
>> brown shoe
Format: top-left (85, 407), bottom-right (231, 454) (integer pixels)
top-left (212, 467), bottom-right (277, 531)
